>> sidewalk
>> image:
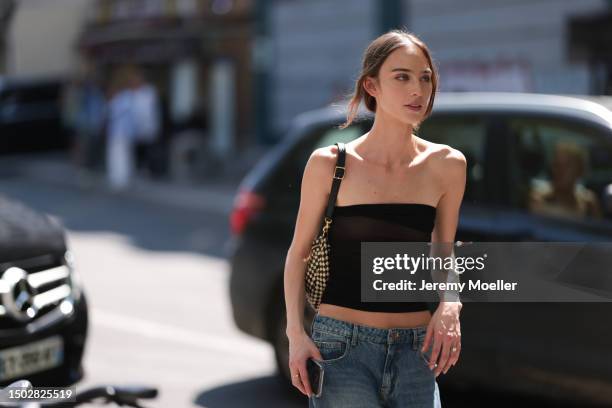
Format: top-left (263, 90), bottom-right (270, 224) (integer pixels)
top-left (3, 150), bottom-right (267, 216)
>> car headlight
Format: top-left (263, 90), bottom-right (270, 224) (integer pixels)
top-left (64, 250), bottom-right (83, 301)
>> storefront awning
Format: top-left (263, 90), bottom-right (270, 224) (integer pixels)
top-left (78, 20), bottom-right (203, 64)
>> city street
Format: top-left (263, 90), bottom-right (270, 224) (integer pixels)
top-left (0, 174), bottom-right (306, 407)
top-left (1, 0), bottom-right (611, 405)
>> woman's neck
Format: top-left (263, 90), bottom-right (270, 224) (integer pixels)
top-left (356, 120), bottom-right (419, 168)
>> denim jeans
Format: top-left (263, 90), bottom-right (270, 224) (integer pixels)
top-left (308, 313), bottom-right (442, 408)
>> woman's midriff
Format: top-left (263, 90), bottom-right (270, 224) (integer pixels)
top-left (317, 303), bottom-right (432, 329)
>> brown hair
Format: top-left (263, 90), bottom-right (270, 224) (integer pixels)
top-left (338, 29), bottom-right (439, 130)
top-left (108, 64), bottom-right (143, 97)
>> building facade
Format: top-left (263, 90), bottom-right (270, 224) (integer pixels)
top-left (5, 0), bottom-right (94, 78)
top-left (409, 0), bottom-right (607, 94)
top-left (268, 0), bottom-right (378, 140)
top-left (266, 0), bottom-right (610, 140)
top-left (79, 0), bottom-right (255, 155)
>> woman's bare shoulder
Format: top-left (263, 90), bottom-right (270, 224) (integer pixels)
top-left (421, 140), bottom-right (467, 181)
top-left (298, 145), bottom-right (339, 211)
top-left (305, 144), bottom-right (340, 175)
top-left (423, 139), bottom-right (465, 165)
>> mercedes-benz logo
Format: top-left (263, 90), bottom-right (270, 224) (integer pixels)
top-left (1, 267), bottom-right (38, 321)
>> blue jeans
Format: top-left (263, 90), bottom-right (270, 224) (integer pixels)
top-left (308, 313), bottom-right (442, 408)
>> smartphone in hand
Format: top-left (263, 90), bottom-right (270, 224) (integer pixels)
top-left (307, 358), bottom-right (324, 398)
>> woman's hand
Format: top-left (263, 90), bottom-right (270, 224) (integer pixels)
top-left (287, 330), bottom-right (323, 397)
top-left (422, 302), bottom-right (462, 377)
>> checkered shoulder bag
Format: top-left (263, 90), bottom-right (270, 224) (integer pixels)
top-left (302, 142), bottom-right (346, 311)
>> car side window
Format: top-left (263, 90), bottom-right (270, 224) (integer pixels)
top-left (312, 125), bottom-right (363, 150)
top-left (279, 122), bottom-right (363, 197)
top-left (507, 116), bottom-right (612, 222)
top-left (295, 123), bottom-right (363, 175)
top-left (416, 114), bottom-right (488, 205)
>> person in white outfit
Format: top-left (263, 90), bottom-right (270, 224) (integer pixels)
top-left (106, 67), bottom-right (137, 191)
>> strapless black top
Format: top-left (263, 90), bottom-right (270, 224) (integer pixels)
top-left (319, 203), bottom-right (438, 313)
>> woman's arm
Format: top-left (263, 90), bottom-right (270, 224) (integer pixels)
top-left (284, 145), bottom-right (335, 395)
top-left (423, 146), bottom-right (467, 377)
top-left (284, 146), bottom-right (336, 335)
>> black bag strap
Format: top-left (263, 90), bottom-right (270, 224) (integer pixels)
top-left (324, 142), bottom-right (346, 220)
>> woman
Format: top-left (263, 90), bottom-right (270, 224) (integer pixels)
top-left (284, 29), bottom-right (465, 407)
top-left (528, 141), bottom-right (602, 219)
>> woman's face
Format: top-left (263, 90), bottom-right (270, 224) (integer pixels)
top-left (364, 44), bottom-right (433, 126)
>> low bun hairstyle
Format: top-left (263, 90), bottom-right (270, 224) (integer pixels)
top-left (338, 29), bottom-right (439, 131)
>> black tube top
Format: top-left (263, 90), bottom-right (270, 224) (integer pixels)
top-left (319, 203), bottom-right (437, 313)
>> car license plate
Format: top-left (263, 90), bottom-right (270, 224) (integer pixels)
top-left (0, 336), bottom-right (64, 382)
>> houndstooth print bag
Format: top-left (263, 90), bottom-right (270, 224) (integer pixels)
top-left (303, 142), bottom-right (346, 311)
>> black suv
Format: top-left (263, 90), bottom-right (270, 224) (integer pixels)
top-left (0, 195), bottom-right (88, 386)
top-left (229, 92), bottom-right (612, 405)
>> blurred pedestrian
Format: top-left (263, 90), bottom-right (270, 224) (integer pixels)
top-left (62, 63), bottom-right (106, 187)
top-left (106, 65), bottom-right (137, 192)
top-left (128, 67), bottom-right (161, 177)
